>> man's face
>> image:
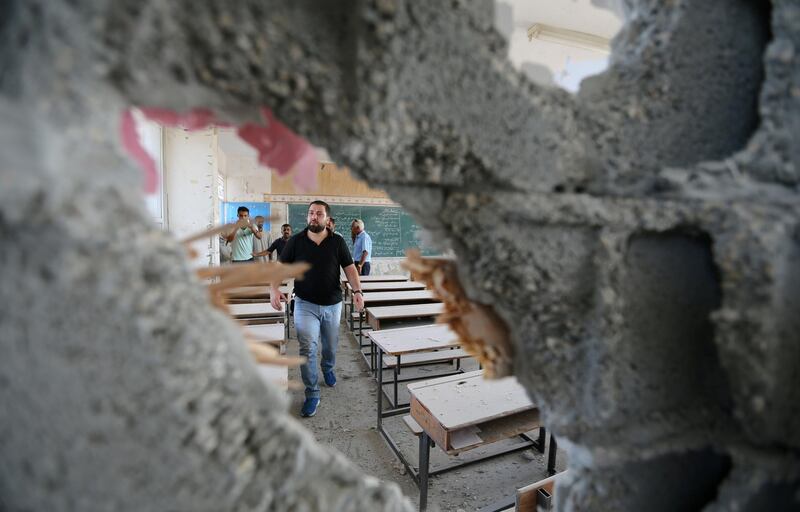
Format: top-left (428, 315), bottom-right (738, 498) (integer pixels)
top-left (307, 205), bottom-right (328, 233)
top-left (282, 226), bottom-right (292, 238)
top-left (237, 211), bottom-right (249, 226)
top-left (351, 222), bottom-right (360, 237)
top-left (255, 216), bottom-right (264, 230)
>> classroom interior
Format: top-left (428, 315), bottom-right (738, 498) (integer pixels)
top-left (2, 0), bottom-right (798, 511)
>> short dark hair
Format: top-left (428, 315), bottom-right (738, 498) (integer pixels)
top-left (237, 206), bottom-right (249, 214)
top-left (309, 200), bottom-right (330, 216)
top-left (281, 223), bottom-right (291, 229)
top-left (329, 217), bottom-right (336, 224)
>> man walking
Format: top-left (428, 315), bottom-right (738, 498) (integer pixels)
top-left (350, 219), bottom-right (373, 276)
top-left (251, 215), bottom-right (272, 263)
top-left (271, 201), bottom-right (364, 417)
top-left (226, 206), bottom-right (262, 263)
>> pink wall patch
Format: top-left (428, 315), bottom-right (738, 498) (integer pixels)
top-left (119, 109), bottom-right (158, 194)
top-left (120, 107), bottom-right (319, 194)
top-left (236, 108), bottom-right (318, 190)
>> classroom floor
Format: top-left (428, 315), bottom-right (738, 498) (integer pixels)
top-left (284, 318), bottom-right (569, 512)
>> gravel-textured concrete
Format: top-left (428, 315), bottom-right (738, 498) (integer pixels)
top-left (1, 0), bottom-right (798, 510)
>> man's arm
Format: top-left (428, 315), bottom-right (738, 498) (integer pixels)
top-left (357, 233), bottom-right (371, 269)
top-left (227, 218), bottom-right (248, 243)
top-left (270, 238), bottom-right (294, 310)
top-left (269, 279), bottom-right (286, 311)
top-left (225, 226), bottom-right (237, 243)
top-left (343, 264), bottom-right (364, 311)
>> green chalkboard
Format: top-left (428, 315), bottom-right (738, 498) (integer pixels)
top-left (288, 203), bottom-right (438, 258)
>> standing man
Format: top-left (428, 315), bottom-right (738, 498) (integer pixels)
top-left (263, 223), bottom-right (292, 261)
top-left (226, 206), bottom-right (262, 263)
top-left (271, 202), bottom-right (364, 417)
top-left (251, 215), bottom-right (272, 263)
top-left (351, 219), bottom-right (373, 276)
top-left (327, 217), bottom-right (344, 237)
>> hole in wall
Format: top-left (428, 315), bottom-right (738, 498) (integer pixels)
top-left (615, 448), bottom-right (733, 511)
top-left (619, 227), bottom-right (734, 417)
top-left (663, 0), bottom-right (773, 165)
top-left (494, 0), bottom-right (624, 92)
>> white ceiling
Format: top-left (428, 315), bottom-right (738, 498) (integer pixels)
top-left (500, 0), bottom-right (623, 39)
top-left (496, 0), bottom-right (624, 92)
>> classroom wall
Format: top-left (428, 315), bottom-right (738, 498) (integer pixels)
top-left (162, 127), bottom-right (221, 266)
top-left (218, 128), bottom-right (270, 201)
top-left (163, 128), bottom-right (414, 274)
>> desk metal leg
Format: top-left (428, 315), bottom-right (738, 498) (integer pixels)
top-left (372, 340), bottom-right (378, 377)
top-left (547, 434), bottom-right (558, 476)
top-left (537, 427), bottom-right (546, 453)
top-left (419, 432), bottom-right (431, 512)
top-left (393, 362), bottom-right (399, 408)
top-left (377, 347), bottom-right (384, 430)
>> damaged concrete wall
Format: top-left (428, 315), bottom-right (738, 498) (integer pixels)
top-left (1, 0), bottom-right (798, 511)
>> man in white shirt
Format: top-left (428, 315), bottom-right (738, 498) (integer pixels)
top-left (251, 215), bottom-right (272, 262)
top-left (225, 206), bottom-right (263, 263)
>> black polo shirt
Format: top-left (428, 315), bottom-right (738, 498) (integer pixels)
top-left (267, 237), bottom-right (288, 257)
top-left (280, 228), bottom-right (354, 305)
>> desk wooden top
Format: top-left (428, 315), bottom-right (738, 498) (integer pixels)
top-left (229, 303), bottom-right (284, 318)
top-left (342, 274), bottom-right (409, 283)
top-left (367, 302), bottom-right (444, 330)
top-left (242, 323), bottom-right (285, 343)
top-left (354, 281), bottom-right (426, 292)
top-left (408, 371), bottom-right (533, 430)
top-left (224, 285), bottom-right (291, 299)
top-left (367, 324), bottom-right (459, 355)
top-left (362, 290), bottom-right (439, 306)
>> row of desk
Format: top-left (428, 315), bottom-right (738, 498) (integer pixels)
top-left (224, 284), bottom-right (293, 389)
top-left (341, 274), bottom-right (558, 511)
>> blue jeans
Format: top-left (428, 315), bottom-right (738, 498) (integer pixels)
top-left (360, 262), bottom-right (371, 276)
top-left (293, 297), bottom-right (342, 398)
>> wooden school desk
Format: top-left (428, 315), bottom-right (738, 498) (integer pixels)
top-left (371, 324), bottom-right (468, 413)
top-left (350, 290), bottom-right (439, 331)
top-left (408, 371), bottom-right (556, 511)
top-left (242, 322), bottom-right (286, 354)
top-left (359, 303), bottom-right (445, 368)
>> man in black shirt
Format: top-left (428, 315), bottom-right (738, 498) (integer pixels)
top-left (271, 201), bottom-right (364, 417)
top-left (258, 223), bottom-right (292, 261)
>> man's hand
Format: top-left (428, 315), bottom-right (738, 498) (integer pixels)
top-left (353, 292), bottom-right (365, 312)
top-left (271, 291), bottom-right (287, 311)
